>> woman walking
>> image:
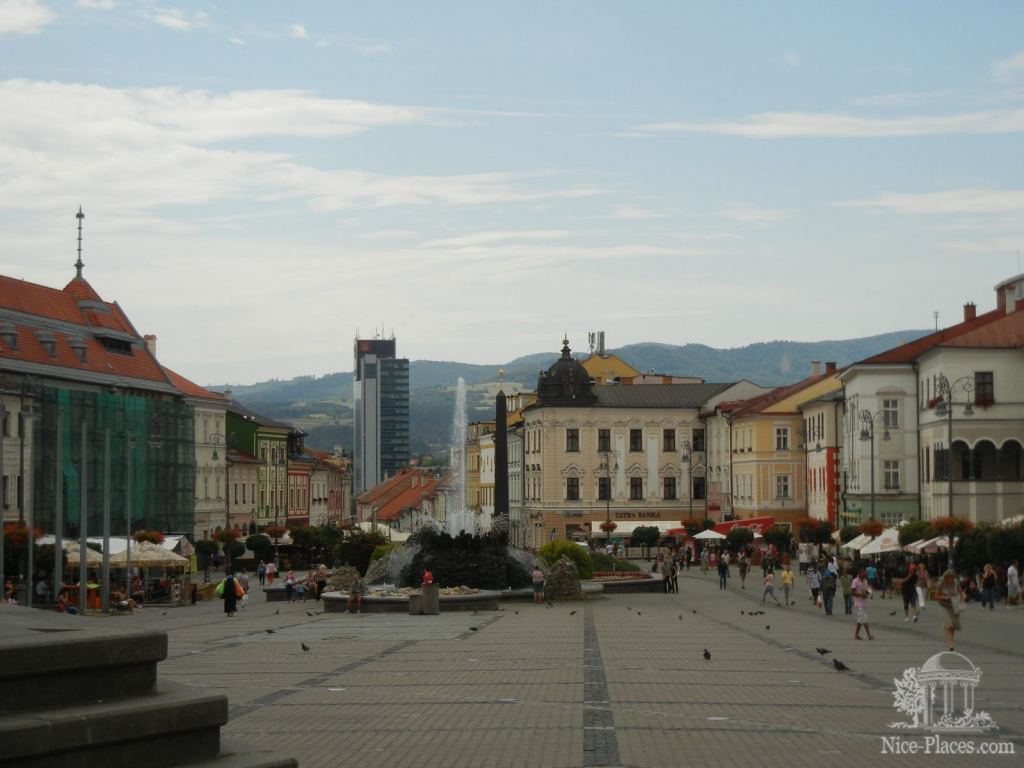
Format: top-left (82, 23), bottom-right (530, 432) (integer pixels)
top-left (222, 573), bottom-right (239, 617)
top-left (935, 569), bottom-right (965, 651)
top-left (981, 564), bottom-right (997, 610)
top-left (900, 565), bottom-right (919, 622)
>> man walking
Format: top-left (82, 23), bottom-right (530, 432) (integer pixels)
top-left (900, 564), bottom-right (919, 622)
top-left (840, 567), bottom-right (853, 615)
top-left (717, 556), bottom-right (729, 590)
top-left (819, 565), bottom-right (836, 615)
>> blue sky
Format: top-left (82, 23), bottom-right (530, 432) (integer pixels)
top-left (2, 1), bottom-right (1023, 385)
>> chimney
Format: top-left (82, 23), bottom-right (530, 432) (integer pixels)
top-left (963, 302), bottom-right (976, 322)
top-left (810, 361), bottom-right (821, 377)
top-left (825, 361), bottom-right (836, 374)
top-left (223, 388), bottom-right (233, 401)
top-left (144, 334), bottom-right (157, 358)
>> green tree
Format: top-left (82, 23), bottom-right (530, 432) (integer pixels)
top-left (630, 526), bottom-right (661, 559)
top-left (334, 529), bottom-right (389, 575)
top-left (538, 540), bottom-right (594, 580)
top-left (761, 526), bottom-right (793, 553)
top-left (194, 539), bottom-right (219, 581)
top-left (838, 525), bottom-right (860, 543)
top-left (245, 534), bottom-right (273, 563)
top-left (898, 520), bottom-right (930, 547)
top-left (726, 527), bottom-right (754, 550)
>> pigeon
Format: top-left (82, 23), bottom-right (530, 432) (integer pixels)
top-left (765, 625), bottom-right (770, 631)
top-left (833, 659), bottom-right (848, 672)
top-left (307, 611), bottom-right (315, 616)
top-left (889, 610), bottom-right (898, 616)
top-left (472, 610), bottom-right (478, 615)
top-left (469, 627), bottom-right (478, 632)
top-left (569, 610), bottom-right (577, 616)
top-left (546, 601), bottom-right (554, 608)
top-left (626, 606), bottom-right (631, 611)
top-left (740, 610), bottom-right (745, 615)
top-left (691, 609), bottom-right (697, 614)
top-left (703, 649), bottom-right (711, 661)
top-left (301, 643), bottom-right (311, 652)
top-left (815, 648), bottom-right (831, 656)
top-left (161, 611), bottom-right (167, 616)
top-left (265, 629), bottom-right (275, 634)
top-left (514, 611), bottom-right (519, 615)
top-left (678, 614), bottom-right (683, 621)
top-left (636, 611), bottom-right (641, 616)
top-left (274, 609), bottom-right (280, 615)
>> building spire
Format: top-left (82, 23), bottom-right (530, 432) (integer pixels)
top-left (75, 206), bottom-right (85, 279)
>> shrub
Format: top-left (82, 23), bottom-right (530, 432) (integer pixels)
top-left (629, 526), bottom-right (661, 549)
top-left (726, 527), bottom-right (754, 549)
top-left (133, 529), bottom-right (165, 544)
top-left (224, 539), bottom-right (246, 560)
top-left (245, 533), bottom-right (273, 562)
top-left (334, 529), bottom-right (389, 575)
top-left (538, 540), bottom-right (594, 580)
top-left (371, 542), bottom-right (401, 563)
top-left (194, 539), bottom-right (219, 557)
top-left (263, 525), bottom-right (288, 539)
top-left (590, 551), bottom-right (640, 572)
top-left (839, 525), bottom-right (860, 543)
top-left (929, 516), bottom-right (973, 537)
top-left (762, 526), bottom-right (793, 552)
top-left (898, 520), bottom-right (930, 547)
top-left (212, 528), bottom-right (240, 544)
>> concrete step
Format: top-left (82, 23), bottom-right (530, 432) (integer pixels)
top-left (182, 740), bottom-right (298, 768)
top-left (0, 680), bottom-right (226, 768)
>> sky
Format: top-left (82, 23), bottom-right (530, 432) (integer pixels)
top-left (2, 1), bottom-right (1024, 386)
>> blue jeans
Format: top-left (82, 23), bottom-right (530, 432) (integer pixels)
top-left (983, 586), bottom-right (995, 609)
top-left (843, 594), bottom-right (853, 614)
top-left (822, 588), bottom-right (835, 615)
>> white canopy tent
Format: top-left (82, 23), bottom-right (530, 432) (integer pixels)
top-left (859, 528), bottom-right (902, 556)
top-left (903, 538), bottom-right (929, 554)
top-left (693, 529), bottom-right (727, 541)
top-left (841, 533), bottom-right (873, 551)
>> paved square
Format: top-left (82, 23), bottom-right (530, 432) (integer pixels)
top-left (121, 571), bottom-right (1024, 767)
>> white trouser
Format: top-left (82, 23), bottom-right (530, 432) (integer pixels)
top-left (916, 585), bottom-right (927, 608)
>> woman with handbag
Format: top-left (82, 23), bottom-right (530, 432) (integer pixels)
top-left (935, 569), bottom-right (965, 651)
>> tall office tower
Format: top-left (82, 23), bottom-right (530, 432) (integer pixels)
top-left (353, 337), bottom-right (410, 496)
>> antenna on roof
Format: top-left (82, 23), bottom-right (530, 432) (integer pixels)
top-left (933, 311), bottom-right (939, 332)
top-left (75, 206), bottom-right (85, 279)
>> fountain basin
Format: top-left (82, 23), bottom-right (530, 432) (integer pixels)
top-left (322, 588), bottom-right (501, 614)
top-left (587, 575), bottom-right (661, 594)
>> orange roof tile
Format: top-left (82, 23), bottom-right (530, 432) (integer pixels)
top-left (857, 308), bottom-right (1003, 364)
top-left (377, 477), bottom-right (439, 521)
top-left (163, 367), bottom-right (226, 401)
top-left (941, 309), bottom-right (1024, 349)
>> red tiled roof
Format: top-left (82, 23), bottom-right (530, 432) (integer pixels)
top-left (63, 276), bottom-right (102, 302)
top-left (727, 370), bottom-right (844, 418)
top-left (941, 309), bottom-right (1024, 349)
top-left (857, 308), bottom-right (1003, 364)
top-left (377, 477), bottom-right (439, 521)
top-left (355, 467), bottom-right (418, 505)
top-left (163, 366), bottom-right (226, 401)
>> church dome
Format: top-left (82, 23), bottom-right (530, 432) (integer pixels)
top-left (536, 338), bottom-right (597, 407)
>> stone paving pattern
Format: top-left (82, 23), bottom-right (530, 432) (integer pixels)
top-left (112, 570), bottom-right (1024, 767)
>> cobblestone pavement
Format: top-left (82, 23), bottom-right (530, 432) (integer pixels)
top-left (128, 572), bottom-right (1024, 768)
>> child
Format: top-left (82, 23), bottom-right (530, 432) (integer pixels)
top-left (296, 579), bottom-right (306, 602)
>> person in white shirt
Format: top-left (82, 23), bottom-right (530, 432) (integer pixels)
top-left (1007, 560), bottom-right (1020, 607)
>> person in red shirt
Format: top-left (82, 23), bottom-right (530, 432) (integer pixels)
top-left (422, 570), bottom-right (433, 586)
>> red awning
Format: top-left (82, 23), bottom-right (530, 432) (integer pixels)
top-left (713, 516), bottom-right (775, 535)
top-left (665, 528), bottom-right (688, 537)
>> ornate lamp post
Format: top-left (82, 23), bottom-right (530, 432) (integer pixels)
top-left (934, 375), bottom-right (974, 519)
top-left (858, 410), bottom-right (892, 522)
top-left (209, 431), bottom-right (237, 571)
top-left (681, 439), bottom-right (695, 520)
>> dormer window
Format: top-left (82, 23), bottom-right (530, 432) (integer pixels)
top-left (98, 336), bottom-right (133, 355)
top-left (68, 335), bottom-right (87, 363)
top-left (35, 330), bottom-right (57, 358)
top-left (0, 320), bottom-right (16, 350)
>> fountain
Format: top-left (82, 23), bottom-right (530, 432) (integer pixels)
top-left (445, 377), bottom-right (477, 536)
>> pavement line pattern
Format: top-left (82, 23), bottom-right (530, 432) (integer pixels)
top-left (227, 639), bottom-right (417, 720)
top-left (583, 607), bottom-right (620, 768)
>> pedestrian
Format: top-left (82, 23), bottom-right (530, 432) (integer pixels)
top-left (662, 558), bottom-right (673, 594)
top-left (935, 569), bottom-right (965, 651)
top-left (717, 556), bottom-right (729, 590)
top-left (1007, 560), bottom-right (1020, 607)
top-left (685, 547), bottom-right (692, 571)
top-left (866, 562), bottom-right (878, 592)
top-left (296, 579), bottom-right (306, 603)
top-left (348, 574), bottom-right (367, 613)
top-left (257, 561), bottom-right (267, 586)
top-left (840, 566), bottom-right (853, 614)
top-left (851, 566), bottom-right (874, 640)
top-left (221, 573), bottom-right (239, 617)
top-left (807, 565), bottom-right (821, 605)
top-left (671, 561), bottom-right (679, 593)
top-left (916, 562), bottom-right (929, 611)
top-left (761, 570), bottom-right (781, 606)
top-left (738, 556), bottom-right (749, 590)
top-left (820, 565), bottom-right (837, 615)
top-left (700, 548), bottom-right (709, 573)
top-left (284, 570), bottom-right (296, 602)
top-left (531, 566), bottom-right (545, 604)
top-left (781, 564), bottom-right (794, 606)
top-left (315, 566), bottom-right (328, 601)
top-left (266, 561), bottom-right (276, 585)
top-left (981, 564), bottom-right (996, 610)
top-left (900, 565), bottom-right (919, 623)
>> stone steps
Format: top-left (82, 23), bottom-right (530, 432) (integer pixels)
top-left (0, 610), bottom-right (295, 768)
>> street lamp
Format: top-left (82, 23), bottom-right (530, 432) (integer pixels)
top-left (935, 375), bottom-right (974, 521)
top-left (858, 410), bottom-right (892, 521)
top-left (19, 375), bottom-right (39, 607)
top-left (599, 449), bottom-right (619, 531)
top-left (210, 431), bottom-right (237, 572)
top-left (681, 440), bottom-right (695, 520)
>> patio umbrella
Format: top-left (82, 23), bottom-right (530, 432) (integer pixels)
top-left (903, 538), bottom-right (928, 554)
top-left (64, 543), bottom-right (103, 565)
top-left (693, 529), bottom-right (726, 540)
top-left (920, 536), bottom-right (950, 553)
top-left (859, 528), bottom-right (902, 556)
top-left (109, 540), bottom-right (189, 568)
top-left (841, 533), bottom-right (873, 551)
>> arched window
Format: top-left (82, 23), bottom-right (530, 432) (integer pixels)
top-left (951, 440), bottom-right (970, 481)
top-left (973, 440), bottom-right (997, 481)
top-left (999, 440), bottom-right (1023, 481)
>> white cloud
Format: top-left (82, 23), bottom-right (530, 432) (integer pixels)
top-left (612, 204), bottom-right (663, 220)
top-left (356, 229), bottom-right (419, 241)
top-left (0, 79), bottom-right (603, 216)
top-left (353, 43), bottom-right (391, 55)
top-left (721, 204), bottom-right (794, 223)
top-left (992, 50), bottom-right (1024, 81)
top-left (228, 36), bottom-right (244, 45)
top-left (289, 23), bottom-right (308, 39)
top-left (0, 0), bottom-right (55, 34)
top-left (420, 230), bottom-right (571, 248)
top-left (838, 188), bottom-right (1024, 216)
top-left (776, 51), bottom-right (802, 68)
top-left (75, 0), bottom-right (115, 9)
top-left (634, 109), bottom-right (1024, 138)
top-left (150, 7), bottom-right (207, 31)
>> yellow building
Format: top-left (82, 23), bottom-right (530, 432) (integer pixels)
top-left (727, 364), bottom-right (844, 526)
top-left (464, 421), bottom-right (495, 513)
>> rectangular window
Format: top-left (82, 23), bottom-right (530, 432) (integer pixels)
top-left (693, 477), bottom-right (706, 500)
top-left (663, 476), bottom-right (677, 500)
top-left (566, 477), bottom-right (580, 501)
top-left (663, 429), bottom-right (676, 452)
top-left (566, 428), bottom-right (580, 453)
top-left (884, 460), bottom-right (900, 490)
top-left (974, 371), bottom-right (994, 405)
top-left (203, 476), bottom-right (209, 500)
top-left (775, 427), bottom-right (790, 451)
top-left (597, 428), bottom-right (611, 453)
top-left (882, 398), bottom-right (899, 429)
top-left (629, 429), bottom-right (643, 452)
top-left (775, 475), bottom-right (790, 499)
top-left (692, 428), bottom-right (705, 452)
top-left (598, 476), bottom-right (611, 501)
top-left (234, 483), bottom-right (238, 504)
top-left (630, 476), bottom-right (643, 500)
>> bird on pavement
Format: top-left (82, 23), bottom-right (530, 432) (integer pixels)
top-left (691, 609), bottom-right (697, 614)
top-left (274, 609), bottom-right (280, 615)
top-left (765, 625), bottom-right (770, 631)
top-left (740, 610), bottom-right (745, 615)
top-left (514, 611), bottom-right (519, 615)
top-left (703, 649), bottom-right (711, 661)
top-left (569, 610), bottom-right (577, 615)
top-left (469, 627), bottom-right (478, 632)
top-left (265, 629), bottom-right (275, 634)
top-left (678, 614), bottom-right (683, 621)
top-left (889, 610), bottom-right (898, 616)
top-left (546, 602), bottom-right (553, 609)
top-left (301, 643), bottom-right (311, 652)
top-left (161, 611), bottom-right (167, 616)
top-left (815, 648), bottom-right (831, 655)
top-left (636, 611), bottom-right (641, 616)
top-left (833, 659), bottom-right (849, 672)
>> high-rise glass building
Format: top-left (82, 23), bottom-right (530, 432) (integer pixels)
top-left (353, 338), bottom-right (409, 495)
